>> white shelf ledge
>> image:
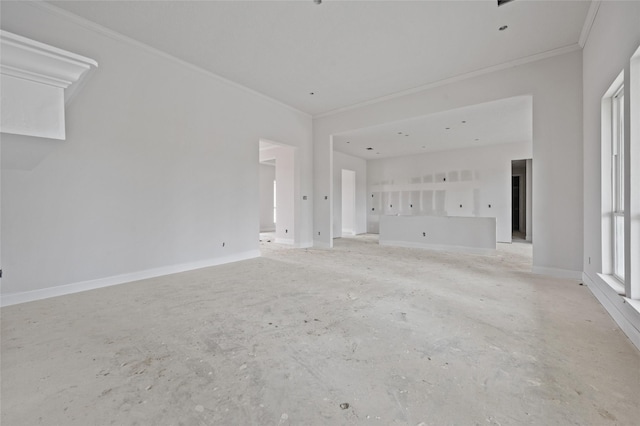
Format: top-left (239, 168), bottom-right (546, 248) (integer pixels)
top-left (0, 30), bottom-right (98, 139)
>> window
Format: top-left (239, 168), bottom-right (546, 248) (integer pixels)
top-left (612, 84), bottom-right (625, 282)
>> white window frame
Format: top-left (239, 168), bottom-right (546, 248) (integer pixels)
top-left (612, 84), bottom-right (625, 283)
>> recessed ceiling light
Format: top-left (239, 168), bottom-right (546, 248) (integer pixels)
top-left (366, 147), bottom-right (373, 150)
top-left (499, 25), bottom-right (508, 31)
top-left (445, 127), bottom-right (450, 130)
top-left (405, 134), bottom-right (409, 137)
top-left (309, 92), bottom-right (315, 95)
top-left (475, 138), bottom-right (480, 141)
top-left (398, 132), bottom-right (403, 135)
top-left (461, 121), bottom-right (466, 124)
top-left (346, 141), bottom-right (350, 143)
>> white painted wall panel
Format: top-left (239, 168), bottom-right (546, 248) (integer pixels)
top-left (582, 1), bottom-right (640, 347)
top-left (379, 215), bottom-right (496, 254)
top-left (367, 142), bottom-right (531, 242)
top-left (259, 164), bottom-right (275, 232)
top-left (0, 2), bottom-right (312, 299)
top-left (333, 151), bottom-right (367, 236)
top-left (1, 74), bottom-right (65, 139)
top-left (315, 50), bottom-right (583, 276)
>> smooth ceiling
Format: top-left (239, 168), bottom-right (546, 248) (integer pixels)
top-left (47, 0), bottom-right (591, 116)
top-left (333, 96), bottom-right (532, 160)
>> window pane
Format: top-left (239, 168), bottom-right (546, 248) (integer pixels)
top-left (619, 93), bottom-right (624, 211)
top-left (614, 214), bottom-right (625, 281)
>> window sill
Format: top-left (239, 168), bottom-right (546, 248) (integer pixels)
top-left (597, 273), bottom-right (626, 296)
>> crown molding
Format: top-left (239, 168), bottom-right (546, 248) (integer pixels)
top-left (0, 29), bottom-right (98, 139)
top-left (26, 0), bottom-right (311, 119)
top-left (315, 43), bottom-right (581, 119)
top-left (0, 29), bottom-right (98, 101)
top-left (579, 1), bottom-right (601, 49)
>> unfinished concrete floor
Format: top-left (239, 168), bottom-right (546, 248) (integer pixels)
top-left (2, 235), bottom-right (639, 425)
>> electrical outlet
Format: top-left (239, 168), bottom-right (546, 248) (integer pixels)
top-left (318, 231), bottom-right (321, 236)
top-left (222, 242), bottom-right (225, 247)
top-left (422, 232), bottom-right (426, 237)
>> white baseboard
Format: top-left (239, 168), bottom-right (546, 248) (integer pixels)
top-left (531, 265), bottom-right (582, 280)
top-left (583, 272), bottom-right (640, 351)
top-left (0, 250), bottom-right (260, 307)
top-left (380, 240), bottom-right (495, 256)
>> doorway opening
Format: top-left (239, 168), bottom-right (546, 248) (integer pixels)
top-left (259, 139), bottom-right (296, 246)
top-left (511, 159), bottom-right (532, 243)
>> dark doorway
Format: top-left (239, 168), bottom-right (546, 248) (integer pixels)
top-left (512, 176), bottom-right (520, 231)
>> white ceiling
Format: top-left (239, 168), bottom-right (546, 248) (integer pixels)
top-left (333, 95), bottom-right (532, 159)
top-left (47, 0), bottom-right (591, 116)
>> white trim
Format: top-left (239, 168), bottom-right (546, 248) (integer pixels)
top-left (578, 0), bottom-right (601, 48)
top-left (380, 240), bottom-right (496, 256)
top-left (583, 272), bottom-right (640, 351)
top-left (531, 265), bottom-right (582, 280)
top-left (27, 0), bottom-right (310, 119)
top-left (0, 250), bottom-right (260, 307)
top-left (0, 30), bottom-right (97, 89)
top-left (598, 273), bottom-right (626, 296)
top-left (315, 44), bottom-right (581, 119)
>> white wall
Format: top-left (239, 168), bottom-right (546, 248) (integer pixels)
top-left (259, 164), bottom-right (275, 232)
top-left (341, 170), bottom-right (356, 235)
top-left (0, 2), bottom-right (313, 303)
top-left (332, 151), bottom-right (367, 237)
top-left (582, 1), bottom-right (640, 348)
top-left (367, 143), bottom-right (531, 243)
top-left (273, 146), bottom-right (296, 244)
top-left (315, 50), bottom-right (583, 277)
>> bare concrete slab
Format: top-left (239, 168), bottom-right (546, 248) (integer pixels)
top-left (2, 235), bottom-right (639, 425)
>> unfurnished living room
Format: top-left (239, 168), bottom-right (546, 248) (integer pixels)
top-left (1, 1), bottom-right (639, 425)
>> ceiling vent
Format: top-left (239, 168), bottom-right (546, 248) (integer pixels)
top-left (497, 0), bottom-right (516, 6)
